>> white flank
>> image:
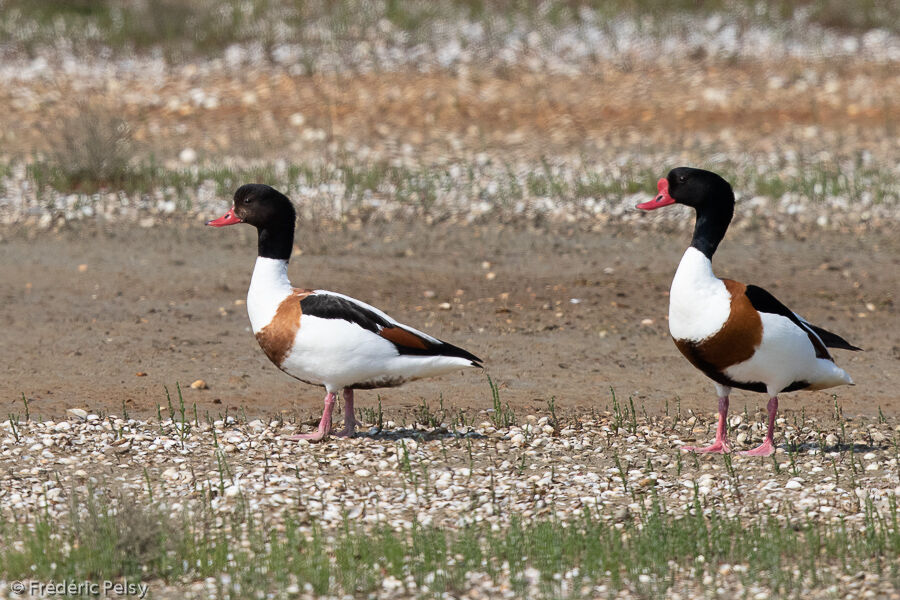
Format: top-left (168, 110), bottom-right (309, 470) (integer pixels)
top-left (246, 257), bottom-right (293, 333)
top-left (282, 314), bottom-right (474, 392)
top-left (668, 247), bottom-right (731, 342)
top-left (724, 312), bottom-right (853, 394)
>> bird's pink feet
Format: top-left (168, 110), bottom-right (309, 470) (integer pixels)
top-left (740, 438), bottom-right (776, 457)
top-left (741, 397), bottom-right (779, 456)
top-left (286, 392), bottom-right (336, 443)
top-left (683, 396), bottom-right (731, 454)
top-left (333, 417), bottom-right (357, 438)
top-left (287, 419), bottom-right (331, 442)
top-left (682, 440), bottom-right (731, 454)
top-left (286, 427), bottom-right (330, 442)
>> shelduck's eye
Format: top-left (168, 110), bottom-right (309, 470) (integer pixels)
top-left (677, 174), bottom-right (687, 184)
top-left (243, 197), bottom-right (252, 204)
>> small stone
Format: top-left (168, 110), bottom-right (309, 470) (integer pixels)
top-left (191, 379), bottom-right (209, 390)
top-left (77, 264), bottom-right (88, 273)
top-left (435, 472), bottom-right (452, 490)
top-left (179, 148), bottom-right (197, 164)
top-left (105, 438), bottom-right (132, 454)
top-left (438, 302), bottom-right (452, 310)
top-left (66, 409), bottom-right (88, 420)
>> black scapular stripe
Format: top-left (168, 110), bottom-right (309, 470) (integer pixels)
top-left (300, 293), bottom-right (483, 365)
top-left (300, 293), bottom-right (391, 333)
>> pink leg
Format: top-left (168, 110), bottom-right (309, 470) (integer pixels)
top-left (682, 396), bottom-right (731, 454)
top-left (286, 392), bottom-right (336, 442)
top-left (741, 396), bottom-right (778, 457)
top-left (334, 389), bottom-right (358, 438)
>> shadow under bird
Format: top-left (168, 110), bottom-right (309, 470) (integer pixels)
top-left (638, 167), bottom-right (860, 456)
top-left (207, 184), bottom-right (482, 441)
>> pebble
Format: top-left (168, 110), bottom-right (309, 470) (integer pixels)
top-left (66, 408), bottom-right (88, 420)
top-left (179, 148), bottom-right (198, 164)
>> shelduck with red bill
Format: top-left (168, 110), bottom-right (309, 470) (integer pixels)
top-left (638, 167), bottom-right (861, 456)
top-left (207, 184), bottom-right (482, 441)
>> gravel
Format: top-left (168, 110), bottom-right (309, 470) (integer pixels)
top-left (1, 408), bottom-right (898, 598)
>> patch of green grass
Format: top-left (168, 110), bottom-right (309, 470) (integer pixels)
top-left (2, 484), bottom-right (898, 598)
top-left (719, 160), bottom-right (898, 206)
top-left (575, 168), bottom-right (658, 199)
top-left (359, 395), bottom-right (385, 431)
top-left (488, 375), bottom-right (516, 428)
top-left (26, 104), bottom-right (137, 194)
top-left (22, 152), bottom-right (898, 217)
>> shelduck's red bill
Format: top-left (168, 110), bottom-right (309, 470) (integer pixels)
top-left (206, 207), bottom-right (242, 227)
top-left (637, 178), bottom-right (675, 210)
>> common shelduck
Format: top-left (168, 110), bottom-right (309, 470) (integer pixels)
top-left (207, 184), bottom-right (482, 441)
top-left (638, 167), bottom-right (860, 456)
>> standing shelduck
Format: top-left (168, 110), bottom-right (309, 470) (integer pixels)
top-left (207, 184), bottom-right (482, 441)
top-left (637, 167), bottom-right (860, 456)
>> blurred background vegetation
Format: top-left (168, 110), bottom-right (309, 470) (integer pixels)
top-left (0, 0), bottom-right (896, 224)
top-left (1, 0), bottom-right (896, 60)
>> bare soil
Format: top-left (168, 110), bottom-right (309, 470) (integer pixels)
top-left (2, 219), bottom-right (896, 423)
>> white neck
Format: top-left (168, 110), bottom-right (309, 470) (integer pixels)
top-left (247, 257), bottom-right (293, 333)
top-left (668, 246), bottom-right (731, 342)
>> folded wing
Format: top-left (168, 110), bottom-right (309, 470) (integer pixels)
top-left (743, 284), bottom-right (861, 359)
top-left (299, 291), bottom-right (482, 366)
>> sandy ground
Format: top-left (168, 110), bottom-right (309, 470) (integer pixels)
top-left (2, 219), bottom-right (896, 425)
